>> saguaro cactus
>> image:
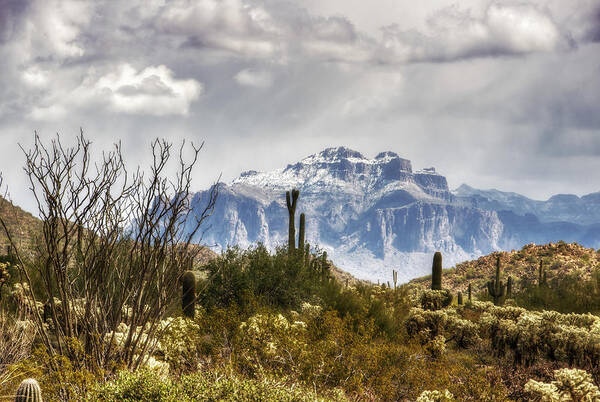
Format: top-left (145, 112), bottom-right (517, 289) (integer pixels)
top-left (468, 283), bottom-right (472, 302)
top-left (431, 252), bottom-right (443, 290)
top-left (182, 270), bottom-right (196, 319)
top-left (487, 256), bottom-right (506, 305)
top-left (15, 378), bottom-right (43, 402)
top-left (392, 269), bottom-right (398, 290)
top-left (286, 189), bottom-right (300, 254)
top-left (457, 292), bottom-right (463, 305)
top-left (507, 275), bottom-right (512, 298)
top-left (538, 259), bottom-right (546, 287)
top-left (298, 213), bottom-right (305, 256)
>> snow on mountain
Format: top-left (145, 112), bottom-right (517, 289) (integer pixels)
top-left (187, 147), bottom-right (600, 283)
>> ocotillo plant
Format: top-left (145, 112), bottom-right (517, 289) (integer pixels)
top-left (457, 292), bottom-right (463, 305)
top-left (392, 269), bottom-right (398, 290)
top-left (286, 189), bottom-right (300, 254)
top-left (487, 256), bottom-right (506, 305)
top-left (468, 282), bottom-right (472, 302)
top-left (298, 213), bottom-right (306, 258)
top-left (431, 252), bottom-right (443, 290)
top-left (182, 270), bottom-right (196, 319)
top-left (15, 378), bottom-right (43, 402)
top-left (507, 275), bottom-right (512, 298)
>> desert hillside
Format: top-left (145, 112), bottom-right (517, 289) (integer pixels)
top-left (0, 197), bottom-right (41, 253)
top-left (410, 242), bottom-right (600, 294)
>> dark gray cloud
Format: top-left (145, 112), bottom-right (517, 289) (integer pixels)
top-left (0, 0), bottom-right (31, 43)
top-left (0, 0), bottom-right (599, 212)
top-left (586, 5), bottom-right (600, 42)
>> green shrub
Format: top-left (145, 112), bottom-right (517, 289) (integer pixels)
top-left (91, 369), bottom-right (347, 401)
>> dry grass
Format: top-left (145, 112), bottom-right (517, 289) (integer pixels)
top-left (0, 309), bottom-right (36, 392)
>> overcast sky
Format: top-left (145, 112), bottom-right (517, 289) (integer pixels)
top-left (1, 0), bottom-right (599, 211)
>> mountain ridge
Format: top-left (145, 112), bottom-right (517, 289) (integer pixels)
top-left (187, 146), bottom-right (600, 283)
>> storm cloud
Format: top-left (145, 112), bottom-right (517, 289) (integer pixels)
top-left (0, 0), bottom-right (599, 212)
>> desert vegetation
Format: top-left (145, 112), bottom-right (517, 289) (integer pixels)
top-left (3, 135), bottom-right (600, 400)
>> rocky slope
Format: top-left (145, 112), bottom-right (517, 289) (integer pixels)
top-left (0, 197), bottom-right (41, 253)
top-left (187, 147), bottom-right (600, 283)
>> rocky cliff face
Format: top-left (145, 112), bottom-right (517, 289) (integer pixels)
top-left (187, 147), bottom-right (600, 283)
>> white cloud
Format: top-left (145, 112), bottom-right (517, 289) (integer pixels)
top-left (29, 64), bottom-right (203, 119)
top-left (21, 66), bottom-right (50, 88)
top-left (234, 69), bottom-right (273, 88)
top-left (486, 4), bottom-right (562, 53)
top-left (25, 0), bottom-right (92, 60)
top-left (157, 0), bottom-right (280, 59)
top-left (94, 64), bottom-right (203, 115)
top-left (379, 3), bottom-right (568, 63)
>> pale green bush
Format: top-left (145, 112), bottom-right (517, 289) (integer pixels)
top-left (416, 389), bottom-right (454, 401)
top-left (405, 308), bottom-right (479, 348)
top-left (91, 368), bottom-right (348, 401)
top-left (525, 368), bottom-right (600, 401)
top-left (420, 290), bottom-right (453, 311)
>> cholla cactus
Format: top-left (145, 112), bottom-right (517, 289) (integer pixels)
top-left (15, 378), bottom-right (43, 402)
top-left (420, 290), bottom-right (452, 311)
top-left (525, 368), bottom-right (600, 401)
top-left (405, 307), bottom-right (479, 348)
top-left (416, 389), bottom-right (454, 401)
top-left (0, 261), bottom-right (10, 289)
top-left (425, 334), bottom-right (446, 359)
top-left (476, 303), bottom-right (600, 367)
top-left (300, 302), bottom-right (322, 319)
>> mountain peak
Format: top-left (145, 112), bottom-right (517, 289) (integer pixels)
top-left (316, 146), bottom-right (365, 161)
top-left (375, 151), bottom-right (399, 160)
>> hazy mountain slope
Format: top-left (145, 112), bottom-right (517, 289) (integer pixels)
top-left (455, 184), bottom-right (600, 225)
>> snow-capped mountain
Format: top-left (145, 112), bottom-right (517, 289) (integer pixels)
top-left (187, 147), bottom-right (600, 283)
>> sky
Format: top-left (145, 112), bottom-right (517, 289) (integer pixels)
top-left (1, 0), bottom-right (599, 212)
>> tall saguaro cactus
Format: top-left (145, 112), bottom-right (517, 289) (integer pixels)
top-left (487, 256), bottom-right (506, 305)
top-left (182, 270), bottom-right (196, 319)
top-left (457, 292), bottom-right (463, 305)
top-left (15, 378), bottom-right (43, 402)
top-left (393, 269), bottom-right (398, 290)
top-left (468, 282), bottom-right (472, 302)
top-left (286, 189), bottom-right (300, 254)
top-left (431, 252), bottom-right (443, 290)
top-left (507, 275), bottom-right (513, 298)
top-left (298, 213), bottom-right (306, 255)
top-left (538, 259), bottom-right (546, 287)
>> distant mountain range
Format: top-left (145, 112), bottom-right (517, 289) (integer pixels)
top-left (186, 147), bottom-right (600, 283)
